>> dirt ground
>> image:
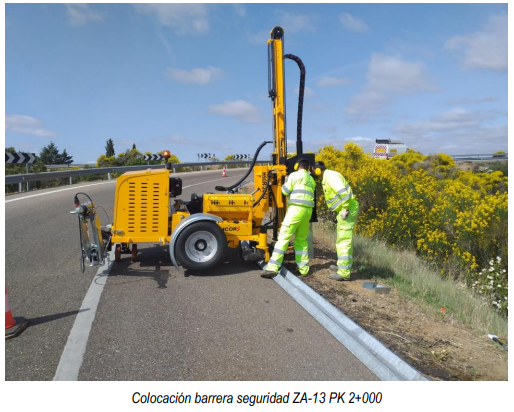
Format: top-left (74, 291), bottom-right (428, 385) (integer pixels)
top-left (279, 243), bottom-right (508, 381)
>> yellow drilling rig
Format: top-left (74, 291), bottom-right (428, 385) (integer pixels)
top-left (71, 26), bottom-right (316, 273)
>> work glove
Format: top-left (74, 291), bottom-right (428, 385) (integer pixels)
top-left (340, 209), bottom-right (349, 220)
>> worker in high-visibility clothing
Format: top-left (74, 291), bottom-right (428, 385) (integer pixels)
top-left (312, 161), bottom-right (359, 281)
top-left (261, 158), bottom-right (316, 279)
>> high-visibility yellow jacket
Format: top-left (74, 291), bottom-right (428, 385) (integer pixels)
top-left (321, 169), bottom-right (357, 212)
top-left (282, 169), bottom-right (316, 208)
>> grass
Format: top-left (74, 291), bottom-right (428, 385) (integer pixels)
top-left (314, 219), bottom-right (508, 337)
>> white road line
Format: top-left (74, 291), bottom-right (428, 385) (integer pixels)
top-left (51, 172), bottom-right (246, 380)
top-left (5, 173), bottom-right (246, 203)
top-left (53, 252), bottom-right (114, 381)
top-left (5, 181), bottom-right (116, 203)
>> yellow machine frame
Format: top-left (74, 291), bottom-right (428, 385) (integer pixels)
top-left (108, 26), bottom-right (292, 267)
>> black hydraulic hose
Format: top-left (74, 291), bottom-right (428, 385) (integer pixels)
top-left (74, 192), bottom-right (94, 207)
top-left (215, 140), bottom-right (273, 192)
top-left (284, 54), bottom-right (305, 155)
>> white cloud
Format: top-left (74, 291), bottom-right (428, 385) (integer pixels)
top-left (316, 76), bottom-right (351, 87)
top-left (445, 15), bottom-right (507, 71)
top-left (308, 135), bottom-right (373, 152)
top-left (248, 30), bottom-right (269, 45)
top-left (446, 95), bottom-right (499, 106)
top-left (166, 66), bottom-right (223, 85)
top-left (232, 4), bottom-right (246, 17)
top-left (275, 11), bottom-right (316, 33)
top-left (347, 136), bottom-right (374, 143)
top-left (168, 135), bottom-right (189, 144)
top-left (345, 54), bottom-right (434, 117)
top-left (339, 13), bottom-right (368, 32)
top-left (345, 89), bottom-right (390, 116)
top-left (392, 108), bottom-right (507, 154)
top-left (393, 108), bottom-right (490, 136)
top-left (65, 4), bottom-right (103, 26)
top-left (367, 55), bottom-right (434, 94)
top-left (5, 115), bottom-right (55, 137)
top-left (294, 86), bottom-right (315, 97)
top-left (209, 100), bottom-right (263, 123)
top-left (308, 103), bottom-right (334, 112)
top-left (135, 4), bottom-right (209, 35)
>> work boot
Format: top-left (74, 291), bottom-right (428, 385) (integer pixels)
top-left (261, 270), bottom-right (278, 279)
top-left (329, 265), bottom-right (338, 272)
top-left (329, 273), bottom-right (350, 281)
top-left (290, 266), bottom-right (308, 277)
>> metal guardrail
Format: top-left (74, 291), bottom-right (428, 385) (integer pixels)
top-left (5, 161), bottom-right (269, 186)
top-left (451, 154), bottom-right (508, 161)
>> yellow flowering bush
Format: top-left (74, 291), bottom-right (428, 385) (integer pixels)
top-left (315, 144), bottom-right (508, 315)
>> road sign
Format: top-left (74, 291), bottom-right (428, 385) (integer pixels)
top-left (144, 154), bottom-right (164, 161)
top-left (233, 154), bottom-right (250, 160)
top-left (5, 152), bottom-right (36, 164)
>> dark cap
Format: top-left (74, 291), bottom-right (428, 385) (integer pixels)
top-left (314, 161), bottom-right (326, 171)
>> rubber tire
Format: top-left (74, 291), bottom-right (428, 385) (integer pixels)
top-left (175, 221), bottom-right (227, 271)
top-left (114, 244), bottom-right (121, 262)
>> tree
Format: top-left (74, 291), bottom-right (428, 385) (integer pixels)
top-left (39, 141), bottom-right (60, 164)
top-left (167, 154), bottom-right (180, 165)
top-left (58, 148), bottom-right (74, 165)
top-left (39, 141), bottom-right (73, 165)
top-left (96, 154), bottom-right (116, 167)
top-left (105, 139), bottom-right (115, 157)
top-left (122, 147), bottom-right (145, 166)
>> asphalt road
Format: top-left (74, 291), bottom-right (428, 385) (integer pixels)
top-left (5, 168), bottom-right (377, 381)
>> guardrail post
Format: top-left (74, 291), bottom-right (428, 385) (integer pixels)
top-left (26, 164), bottom-right (29, 192)
top-left (18, 182), bottom-right (22, 193)
top-left (108, 173), bottom-right (111, 180)
top-left (173, 167), bottom-right (176, 173)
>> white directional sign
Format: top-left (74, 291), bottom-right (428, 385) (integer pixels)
top-left (5, 152), bottom-right (36, 164)
top-left (233, 154), bottom-right (250, 160)
top-left (144, 154), bottom-right (164, 161)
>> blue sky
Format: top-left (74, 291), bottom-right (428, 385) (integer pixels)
top-left (4, 3), bottom-right (508, 163)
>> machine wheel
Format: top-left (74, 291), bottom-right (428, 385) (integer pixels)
top-left (131, 244), bottom-right (138, 262)
top-left (114, 244), bottom-right (121, 262)
top-left (175, 221), bottom-right (227, 271)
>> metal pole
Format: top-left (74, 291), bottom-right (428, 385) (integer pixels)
top-left (108, 173), bottom-right (111, 180)
top-left (19, 182), bottom-right (22, 193)
top-left (69, 176), bottom-right (72, 185)
top-left (26, 164), bottom-right (29, 192)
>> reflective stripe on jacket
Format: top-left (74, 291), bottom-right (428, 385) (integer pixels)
top-left (322, 169), bottom-right (354, 212)
top-left (282, 169), bottom-right (316, 208)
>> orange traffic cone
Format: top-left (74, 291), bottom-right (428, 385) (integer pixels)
top-left (222, 166), bottom-right (227, 177)
top-left (5, 287), bottom-right (29, 339)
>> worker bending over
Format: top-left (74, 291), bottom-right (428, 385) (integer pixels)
top-left (261, 159), bottom-right (316, 279)
top-left (312, 161), bottom-right (359, 281)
